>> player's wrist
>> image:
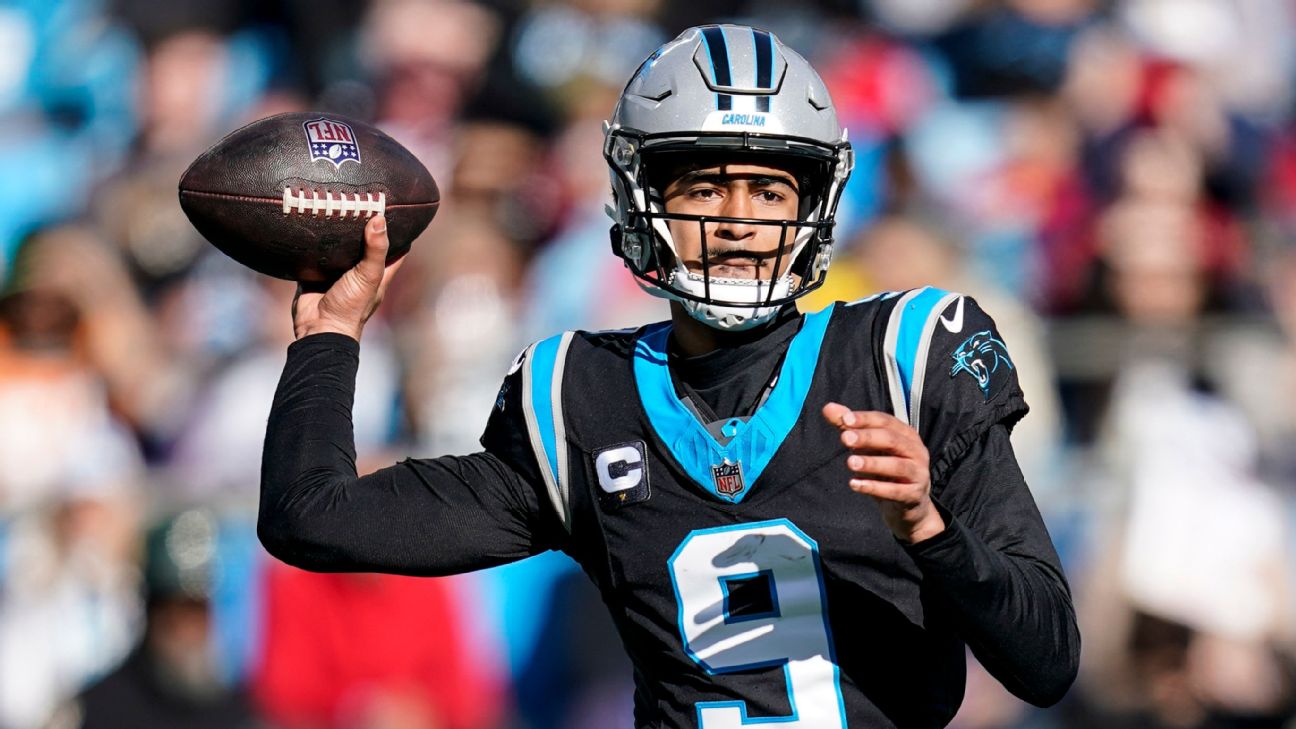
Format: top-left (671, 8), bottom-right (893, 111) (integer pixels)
top-left (295, 319), bottom-right (362, 342)
top-left (896, 506), bottom-right (946, 545)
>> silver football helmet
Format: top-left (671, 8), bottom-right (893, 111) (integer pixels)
top-left (605, 24), bottom-right (854, 330)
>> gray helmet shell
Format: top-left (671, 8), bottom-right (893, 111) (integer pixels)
top-left (604, 24), bottom-right (854, 330)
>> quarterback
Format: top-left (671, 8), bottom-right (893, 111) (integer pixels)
top-left (260, 24), bottom-right (1080, 728)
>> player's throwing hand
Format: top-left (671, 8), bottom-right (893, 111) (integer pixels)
top-left (292, 214), bottom-right (405, 342)
top-left (822, 403), bottom-right (946, 544)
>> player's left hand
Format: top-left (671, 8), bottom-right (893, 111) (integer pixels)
top-left (822, 403), bottom-right (946, 544)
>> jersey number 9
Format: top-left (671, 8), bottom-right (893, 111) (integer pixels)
top-left (668, 519), bottom-right (847, 728)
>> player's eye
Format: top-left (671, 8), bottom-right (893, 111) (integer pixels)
top-left (755, 189), bottom-right (787, 204)
top-left (688, 187), bottom-right (722, 202)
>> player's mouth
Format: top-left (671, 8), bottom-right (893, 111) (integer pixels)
top-left (691, 249), bottom-right (777, 280)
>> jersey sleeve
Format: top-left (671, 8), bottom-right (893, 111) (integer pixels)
top-left (259, 333), bottom-right (566, 576)
top-left (879, 288), bottom-right (1028, 488)
top-left (903, 424), bottom-right (1080, 706)
top-left (480, 353), bottom-right (544, 487)
top-left (880, 291), bottom-right (1079, 705)
top-left (480, 332), bottom-right (578, 531)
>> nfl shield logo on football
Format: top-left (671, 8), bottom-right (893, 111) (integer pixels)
top-left (303, 117), bottom-right (361, 168)
top-left (712, 459), bottom-right (746, 498)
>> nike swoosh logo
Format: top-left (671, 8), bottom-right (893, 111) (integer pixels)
top-left (940, 296), bottom-right (965, 333)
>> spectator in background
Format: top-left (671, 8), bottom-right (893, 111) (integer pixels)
top-left (0, 226), bottom-right (151, 516)
top-left (519, 100), bottom-right (659, 339)
top-left (1070, 363), bottom-right (1296, 728)
top-left (253, 563), bottom-right (501, 729)
top-left (0, 225), bottom-right (186, 452)
top-left (361, 0), bottom-right (506, 188)
top-left (91, 27), bottom-right (280, 380)
top-left (401, 212), bottom-right (523, 457)
top-left (90, 29), bottom-right (233, 305)
top-left (1062, 115), bottom-right (1296, 729)
top-left (0, 224), bottom-right (150, 728)
top-left (66, 509), bottom-right (262, 729)
top-left (0, 478), bottom-right (141, 729)
top-left (508, 0), bottom-right (666, 337)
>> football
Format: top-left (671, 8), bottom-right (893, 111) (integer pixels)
top-left (178, 112), bottom-right (438, 282)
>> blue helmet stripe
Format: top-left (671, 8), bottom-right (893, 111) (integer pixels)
top-left (700, 26), bottom-right (733, 111)
top-left (753, 28), bottom-right (772, 112)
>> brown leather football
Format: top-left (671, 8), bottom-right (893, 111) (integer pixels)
top-left (178, 112), bottom-right (438, 282)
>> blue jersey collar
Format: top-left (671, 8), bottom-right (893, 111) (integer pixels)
top-left (632, 307), bottom-right (834, 503)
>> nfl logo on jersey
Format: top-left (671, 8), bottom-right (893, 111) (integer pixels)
top-left (302, 117), bottom-right (361, 168)
top-left (712, 459), bottom-right (746, 498)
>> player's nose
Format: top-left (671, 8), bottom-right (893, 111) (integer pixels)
top-left (713, 186), bottom-right (755, 240)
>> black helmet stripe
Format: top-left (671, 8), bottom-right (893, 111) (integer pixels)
top-left (700, 26), bottom-right (733, 111)
top-left (753, 28), bottom-right (773, 112)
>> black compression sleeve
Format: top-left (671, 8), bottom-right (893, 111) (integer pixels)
top-left (904, 424), bottom-right (1081, 707)
top-left (258, 333), bottom-right (559, 576)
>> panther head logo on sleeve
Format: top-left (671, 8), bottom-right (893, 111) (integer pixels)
top-left (949, 331), bottom-right (1014, 399)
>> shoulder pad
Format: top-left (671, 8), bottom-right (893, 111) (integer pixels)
top-left (881, 288), bottom-right (1026, 427)
top-left (881, 288), bottom-right (1028, 482)
top-left (482, 332), bottom-right (577, 531)
top-left (880, 287), bottom-right (965, 432)
top-left (519, 332), bottom-right (576, 532)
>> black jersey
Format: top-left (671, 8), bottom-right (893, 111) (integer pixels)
top-left (260, 287), bottom-right (1080, 729)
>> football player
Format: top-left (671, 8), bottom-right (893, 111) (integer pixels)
top-left (261, 24), bottom-right (1080, 728)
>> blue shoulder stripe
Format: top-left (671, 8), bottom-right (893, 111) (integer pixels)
top-left (521, 331), bottom-right (575, 530)
top-left (882, 287), bottom-right (961, 432)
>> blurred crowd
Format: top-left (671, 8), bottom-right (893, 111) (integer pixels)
top-left (1, 0), bottom-right (1295, 727)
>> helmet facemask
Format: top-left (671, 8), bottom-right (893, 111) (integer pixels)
top-left (606, 129), bottom-right (852, 330)
top-left (604, 24), bottom-right (854, 330)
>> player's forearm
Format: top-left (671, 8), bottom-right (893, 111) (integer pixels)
top-left (258, 333), bottom-right (433, 574)
top-left (903, 425), bottom-right (1081, 706)
top-left (259, 332), bottom-right (369, 569)
top-left (906, 515), bottom-right (1081, 706)
top-left (260, 334), bottom-right (547, 574)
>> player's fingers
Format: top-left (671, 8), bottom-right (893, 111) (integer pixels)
top-left (840, 426), bottom-right (910, 455)
top-left (824, 406), bottom-right (903, 431)
top-left (291, 282), bottom-right (324, 314)
top-left (846, 417), bottom-right (925, 452)
top-left (291, 283), bottom-right (326, 338)
top-left (848, 478), bottom-right (924, 505)
top-left (822, 402), bottom-right (852, 427)
top-left (845, 454), bottom-right (924, 483)
top-left (355, 214), bottom-right (390, 287)
top-left (829, 407), bottom-right (925, 450)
